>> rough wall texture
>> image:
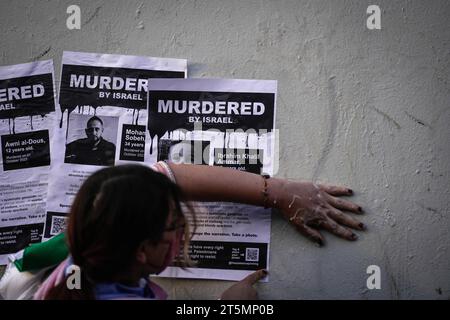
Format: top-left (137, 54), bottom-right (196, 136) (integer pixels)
top-left (0, 0), bottom-right (448, 299)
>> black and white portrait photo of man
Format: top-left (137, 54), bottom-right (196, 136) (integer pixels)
top-left (65, 115), bottom-right (116, 166)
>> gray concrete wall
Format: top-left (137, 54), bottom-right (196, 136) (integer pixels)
top-left (0, 0), bottom-right (449, 299)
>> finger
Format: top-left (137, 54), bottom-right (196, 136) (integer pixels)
top-left (295, 223), bottom-right (325, 246)
top-left (318, 183), bottom-right (353, 196)
top-left (320, 218), bottom-right (358, 241)
top-left (326, 194), bottom-right (363, 214)
top-left (242, 269), bottom-right (268, 285)
top-left (326, 207), bottom-right (366, 231)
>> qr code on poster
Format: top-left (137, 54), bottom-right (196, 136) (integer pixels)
top-left (245, 248), bottom-right (259, 262)
top-left (50, 216), bottom-right (68, 235)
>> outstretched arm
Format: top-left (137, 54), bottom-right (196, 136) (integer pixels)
top-left (168, 162), bottom-right (276, 206)
top-left (167, 162), bottom-right (365, 246)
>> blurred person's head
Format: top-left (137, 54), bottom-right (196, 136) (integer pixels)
top-left (45, 164), bottom-right (195, 300)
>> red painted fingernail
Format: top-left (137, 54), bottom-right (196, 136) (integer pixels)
top-left (348, 189), bottom-right (354, 195)
top-left (359, 223), bottom-right (366, 230)
top-left (317, 238), bottom-right (324, 247)
top-left (350, 233), bottom-right (358, 240)
top-left (358, 206), bottom-right (363, 213)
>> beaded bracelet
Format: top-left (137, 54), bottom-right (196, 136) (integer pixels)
top-left (261, 174), bottom-right (270, 209)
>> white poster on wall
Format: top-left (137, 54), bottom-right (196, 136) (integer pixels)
top-left (0, 60), bottom-right (57, 264)
top-left (43, 51), bottom-right (187, 240)
top-left (147, 78), bottom-right (278, 281)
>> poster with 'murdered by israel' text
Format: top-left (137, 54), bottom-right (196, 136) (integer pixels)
top-left (148, 78), bottom-right (278, 281)
top-left (0, 60), bottom-right (57, 264)
top-left (43, 51), bottom-right (187, 240)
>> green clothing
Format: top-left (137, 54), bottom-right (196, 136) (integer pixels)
top-left (14, 232), bottom-right (68, 272)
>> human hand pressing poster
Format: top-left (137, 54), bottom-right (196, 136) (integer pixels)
top-left (0, 60), bottom-right (57, 264)
top-left (147, 78), bottom-right (277, 281)
top-left (43, 51), bottom-right (187, 240)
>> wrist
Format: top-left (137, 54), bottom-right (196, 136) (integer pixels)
top-left (266, 177), bottom-right (285, 209)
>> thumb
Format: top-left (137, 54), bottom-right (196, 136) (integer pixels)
top-left (242, 269), bottom-right (268, 285)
